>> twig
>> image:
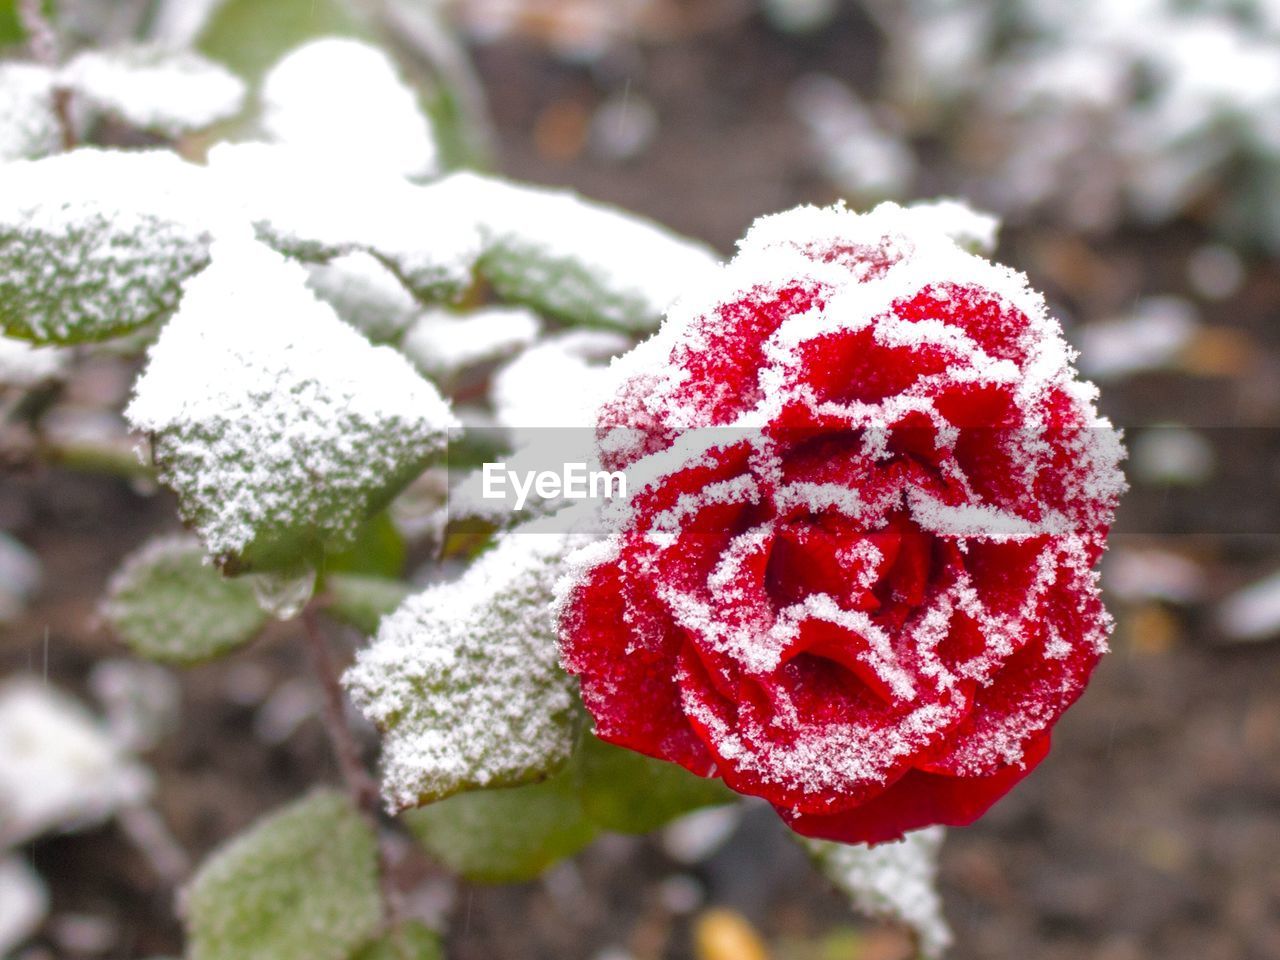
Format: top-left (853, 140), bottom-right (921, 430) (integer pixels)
top-left (16, 0), bottom-right (57, 66)
top-left (118, 803), bottom-right (192, 885)
top-left (16, 0), bottom-right (78, 149)
top-left (300, 606), bottom-right (403, 930)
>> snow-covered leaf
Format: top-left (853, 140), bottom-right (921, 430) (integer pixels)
top-left (0, 679), bottom-right (151, 847)
top-left (0, 856), bottom-right (47, 957)
top-left (351, 922), bottom-right (444, 960)
top-left (61, 44), bottom-right (247, 136)
top-left (577, 734), bottom-right (735, 835)
top-left (491, 330), bottom-right (629, 430)
top-left (89, 659), bottom-right (182, 754)
top-left (803, 828), bottom-right (951, 959)
top-left (450, 172), bottom-right (721, 332)
top-left (261, 38), bottom-right (438, 180)
top-left (904, 198), bottom-right (1000, 255)
top-left (344, 531), bottom-right (583, 810)
top-left (1077, 297), bottom-right (1199, 381)
top-left (306, 253), bottom-right (422, 345)
top-left (126, 237), bottom-right (457, 574)
top-left (0, 63), bottom-right (62, 162)
top-left (0, 335), bottom-right (68, 389)
top-left (401, 305), bottom-right (540, 385)
top-left (184, 790), bottom-right (382, 960)
top-left (102, 535), bottom-right (268, 664)
top-left (326, 574), bottom-right (412, 635)
top-left (1217, 568), bottom-right (1280, 642)
top-left (0, 149), bottom-right (214, 344)
top-left (402, 767), bottom-right (598, 883)
top-left (207, 143), bottom-right (482, 303)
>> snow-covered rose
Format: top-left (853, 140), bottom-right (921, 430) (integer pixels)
top-left (558, 203), bottom-right (1125, 844)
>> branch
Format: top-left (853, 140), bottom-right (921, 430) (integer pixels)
top-left (17, 0), bottom-right (57, 66)
top-left (17, 0), bottom-right (77, 149)
top-left (300, 606), bottom-right (403, 930)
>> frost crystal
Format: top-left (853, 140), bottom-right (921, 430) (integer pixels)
top-left (805, 828), bottom-right (952, 958)
top-left (344, 529), bottom-right (586, 810)
top-left (0, 64), bottom-right (61, 162)
top-left (0, 149), bottom-right (216, 343)
top-left (261, 38), bottom-right (439, 180)
top-left (61, 44), bottom-right (246, 136)
top-left (126, 237), bottom-right (457, 572)
top-left (0, 679), bottom-right (151, 847)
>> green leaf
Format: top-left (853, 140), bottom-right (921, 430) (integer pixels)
top-left (126, 237), bottom-right (457, 575)
top-left (0, 149), bottom-right (213, 344)
top-left (803, 828), bottom-right (952, 959)
top-left (324, 512), bottom-right (406, 579)
top-left (0, 3), bottom-right (23, 45)
top-left (351, 921), bottom-right (444, 960)
top-left (344, 531), bottom-right (582, 810)
top-left (185, 790), bottom-right (382, 960)
top-left (326, 574), bottom-right (411, 635)
top-left (101, 535), bottom-right (268, 664)
top-left (60, 45), bottom-right (247, 137)
top-left (402, 767), bottom-right (598, 884)
top-left (198, 0), bottom-right (372, 84)
top-left (577, 734), bottom-right (736, 835)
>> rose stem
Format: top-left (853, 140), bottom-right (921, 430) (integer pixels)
top-left (17, 0), bottom-right (77, 149)
top-left (301, 605), bottom-right (403, 930)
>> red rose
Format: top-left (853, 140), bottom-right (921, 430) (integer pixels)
top-left (558, 204), bottom-right (1125, 845)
